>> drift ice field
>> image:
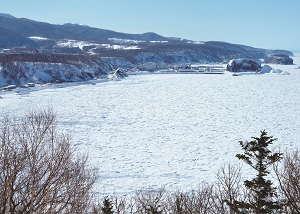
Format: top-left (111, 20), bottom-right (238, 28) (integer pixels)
top-left (1, 57), bottom-right (300, 196)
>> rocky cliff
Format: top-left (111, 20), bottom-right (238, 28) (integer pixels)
top-left (263, 54), bottom-right (293, 65)
top-left (0, 53), bottom-right (113, 87)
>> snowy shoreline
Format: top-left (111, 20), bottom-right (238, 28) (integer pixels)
top-left (2, 54), bottom-right (300, 96)
top-left (0, 65), bottom-right (295, 98)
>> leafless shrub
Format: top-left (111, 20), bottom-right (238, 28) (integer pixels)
top-left (215, 163), bottom-right (244, 213)
top-left (165, 191), bottom-right (190, 214)
top-left (0, 110), bottom-right (98, 213)
top-left (166, 184), bottom-right (220, 214)
top-left (113, 196), bottom-right (136, 214)
top-left (275, 149), bottom-right (300, 212)
top-left (134, 188), bottom-right (166, 214)
top-left (88, 161), bottom-right (292, 214)
top-left (192, 184), bottom-right (219, 213)
top-left (89, 164), bottom-right (245, 214)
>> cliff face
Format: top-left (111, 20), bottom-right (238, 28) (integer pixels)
top-left (0, 54), bottom-right (113, 87)
top-left (263, 54), bottom-right (294, 65)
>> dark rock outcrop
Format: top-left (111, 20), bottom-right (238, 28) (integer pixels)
top-left (227, 59), bottom-right (261, 72)
top-left (263, 54), bottom-right (293, 65)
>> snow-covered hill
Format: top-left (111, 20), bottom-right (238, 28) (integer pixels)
top-left (0, 13), bottom-right (294, 67)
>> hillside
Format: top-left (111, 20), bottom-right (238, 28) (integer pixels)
top-left (0, 13), bottom-right (293, 67)
top-left (0, 13), bottom-right (295, 87)
top-left (0, 26), bottom-right (37, 48)
top-left (0, 14), bottom-right (167, 43)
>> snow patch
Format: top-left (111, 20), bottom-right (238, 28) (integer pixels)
top-left (29, 36), bottom-right (49, 41)
top-left (108, 38), bottom-right (145, 44)
top-left (261, 65), bottom-right (290, 75)
top-left (150, 41), bottom-right (168, 43)
top-left (270, 68), bottom-right (290, 75)
top-left (56, 40), bottom-right (99, 50)
top-left (187, 41), bottom-right (205, 45)
top-left (100, 44), bottom-right (140, 50)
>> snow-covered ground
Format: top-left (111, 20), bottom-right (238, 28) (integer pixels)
top-left (1, 57), bottom-right (300, 196)
top-left (56, 39), bottom-right (141, 51)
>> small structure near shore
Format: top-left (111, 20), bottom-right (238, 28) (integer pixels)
top-left (108, 68), bottom-right (128, 78)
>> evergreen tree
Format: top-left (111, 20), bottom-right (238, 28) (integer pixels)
top-left (101, 197), bottom-right (114, 214)
top-left (227, 130), bottom-right (283, 213)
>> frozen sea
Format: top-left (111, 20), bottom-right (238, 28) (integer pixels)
top-left (1, 57), bottom-right (300, 196)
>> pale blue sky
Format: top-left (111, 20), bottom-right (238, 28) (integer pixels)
top-left (1, 0), bottom-right (299, 51)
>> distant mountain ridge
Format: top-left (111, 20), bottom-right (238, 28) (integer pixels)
top-left (0, 13), bottom-right (167, 43)
top-left (0, 13), bottom-right (294, 66)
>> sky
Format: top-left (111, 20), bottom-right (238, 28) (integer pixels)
top-left (1, 0), bottom-right (300, 51)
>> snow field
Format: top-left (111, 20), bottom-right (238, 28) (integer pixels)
top-left (0, 57), bottom-right (300, 196)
